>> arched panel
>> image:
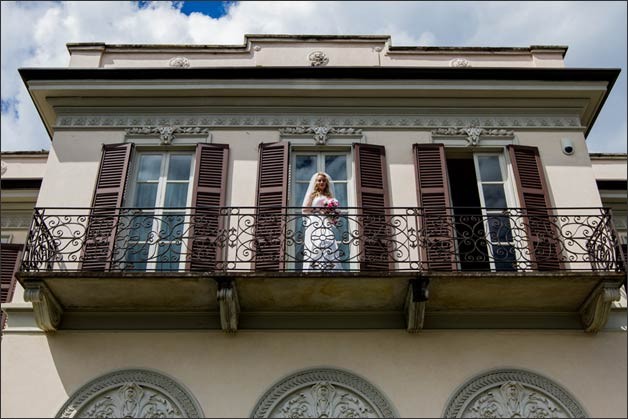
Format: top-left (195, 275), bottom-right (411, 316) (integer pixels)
top-left (56, 369), bottom-right (204, 418)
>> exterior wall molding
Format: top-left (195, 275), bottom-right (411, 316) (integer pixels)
top-left (56, 114), bottom-right (583, 130)
top-left (56, 369), bottom-right (204, 418)
top-left (251, 367), bottom-right (398, 418)
top-left (1, 213), bottom-right (33, 229)
top-left (22, 281), bottom-right (63, 332)
top-left (279, 126), bottom-right (363, 145)
top-left (443, 368), bottom-right (587, 418)
top-left (579, 280), bottom-right (622, 333)
top-left (431, 126), bottom-right (515, 146)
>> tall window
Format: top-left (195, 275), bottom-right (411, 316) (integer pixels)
top-left (122, 152), bottom-right (194, 271)
top-left (291, 150), bottom-right (352, 270)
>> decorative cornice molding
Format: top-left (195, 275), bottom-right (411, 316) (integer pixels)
top-left (0, 214), bottom-right (33, 229)
top-left (126, 125), bottom-right (211, 144)
top-left (443, 369), bottom-right (587, 418)
top-left (23, 282), bottom-right (63, 332)
top-left (432, 126), bottom-right (515, 146)
top-left (450, 58), bottom-right (471, 68)
top-left (56, 369), bottom-right (204, 418)
top-left (579, 281), bottom-right (622, 333)
top-left (251, 368), bottom-right (397, 418)
top-left (308, 51), bottom-right (329, 67)
top-left (279, 126), bottom-right (363, 144)
top-left (58, 114), bottom-right (583, 130)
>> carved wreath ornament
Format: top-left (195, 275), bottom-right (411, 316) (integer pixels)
top-left (308, 51), bottom-right (329, 67)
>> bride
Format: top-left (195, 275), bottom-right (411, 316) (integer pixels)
top-left (301, 172), bottom-right (342, 271)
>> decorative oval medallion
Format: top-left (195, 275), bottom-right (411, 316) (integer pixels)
top-left (308, 51), bottom-right (329, 67)
top-left (56, 369), bottom-right (204, 418)
top-left (251, 368), bottom-right (397, 418)
top-left (449, 58), bottom-right (471, 68)
top-left (443, 369), bottom-right (587, 418)
top-left (168, 56), bottom-right (190, 68)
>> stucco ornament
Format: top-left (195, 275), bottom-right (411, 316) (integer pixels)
top-left (443, 369), bottom-right (586, 418)
top-left (450, 58), bottom-right (471, 67)
top-left (1, 160), bottom-right (6, 175)
top-left (126, 125), bottom-right (211, 145)
top-left (56, 369), bottom-right (204, 418)
top-left (168, 56), bottom-right (190, 68)
top-left (251, 368), bottom-right (397, 418)
top-left (308, 51), bottom-right (329, 66)
top-left (279, 126), bottom-right (362, 145)
top-left (431, 126), bottom-right (514, 146)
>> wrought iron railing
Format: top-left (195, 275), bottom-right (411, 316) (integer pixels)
top-left (20, 207), bottom-right (625, 273)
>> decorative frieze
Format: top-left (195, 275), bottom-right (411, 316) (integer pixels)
top-left (0, 214), bottom-right (33, 229)
top-left (126, 126), bottom-right (211, 144)
top-left (450, 58), bottom-right (471, 67)
top-left (56, 369), bottom-right (204, 418)
top-left (279, 126), bottom-right (363, 145)
top-left (251, 368), bottom-right (397, 418)
top-left (308, 51), bottom-right (329, 66)
top-left (58, 114), bottom-right (583, 130)
top-left (432, 126), bottom-right (515, 146)
top-left (168, 57), bottom-right (190, 68)
top-left (444, 369), bottom-right (587, 418)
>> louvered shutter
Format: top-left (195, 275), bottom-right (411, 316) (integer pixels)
top-left (254, 142), bottom-right (289, 271)
top-left (354, 143), bottom-right (392, 271)
top-left (413, 144), bottom-right (456, 271)
top-left (82, 143), bottom-right (134, 271)
top-left (507, 145), bottom-right (561, 270)
top-left (187, 144), bottom-right (229, 271)
top-left (1, 243), bottom-right (22, 330)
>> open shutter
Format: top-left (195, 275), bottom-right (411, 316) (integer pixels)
top-left (354, 143), bottom-right (392, 271)
top-left (187, 144), bottom-right (229, 272)
top-left (1, 243), bottom-right (22, 329)
top-left (507, 145), bottom-right (561, 270)
top-left (82, 143), bottom-right (133, 271)
top-left (413, 144), bottom-right (456, 271)
top-left (254, 142), bottom-right (289, 271)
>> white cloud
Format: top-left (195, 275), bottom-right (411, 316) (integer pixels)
top-left (1, 1), bottom-right (626, 151)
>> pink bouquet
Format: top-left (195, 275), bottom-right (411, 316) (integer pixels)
top-left (323, 198), bottom-right (340, 226)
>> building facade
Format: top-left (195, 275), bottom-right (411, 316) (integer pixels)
top-left (1, 35), bottom-right (626, 418)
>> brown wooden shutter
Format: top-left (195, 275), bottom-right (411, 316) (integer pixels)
top-left (507, 145), bottom-right (561, 270)
top-left (354, 143), bottom-right (392, 271)
top-left (82, 143), bottom-right (134, 271)
top-left (1, 243), bottom-right (22, 330)
top-left (254, 142), bottom-right (289, 271)
top-left (187, 144), bottom-right (229, 272)
top-left (413, 144), bottom-right (456, 271)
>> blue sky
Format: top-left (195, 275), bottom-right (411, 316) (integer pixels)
top-left (1, 1), bottom-right (626, 152)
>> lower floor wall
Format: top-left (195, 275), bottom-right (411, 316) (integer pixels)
top-left (1, 330), bottom-right (626, 418)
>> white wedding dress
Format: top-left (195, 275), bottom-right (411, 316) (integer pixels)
top-left (303, 195), bottom-right (342, 272)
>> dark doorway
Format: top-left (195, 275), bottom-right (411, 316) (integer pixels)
top-left (447, 157), bottom-right (490, 270)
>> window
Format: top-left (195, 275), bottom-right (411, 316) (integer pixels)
top-left (291, 150), bottom-right (353, 270)
top-left (121, 152), bottom-right (195, 271)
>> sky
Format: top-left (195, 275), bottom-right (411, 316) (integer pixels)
top-left (1, 1), bottom-right (626, 153)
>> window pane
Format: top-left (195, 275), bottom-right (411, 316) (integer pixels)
top-left (296, 156), bottom-right (316, 181)
top-left (325, 155), bottom-right (347, 181)
top-left (165, 183), bottom-right (189, 208)
top-left (478, 156), bottom-right (502, 182)
top-left (482, 184), bottom-right (507, 208)
top-left (138, 155), bottom-right (162, 181)
top-left (333, 183), bottom-right (347, 207)
top-left (134, 183), bottom-right (158, 207)
top-left (125, 243), bottom-right (149, 271)
top-left (159, 213), bottom-right (186, 241)
top-left (295, 182), bottom-right (310, 207)
top-left (168, 155), bottom-right (192, 180)
top-left (492, 244), bottom-right (516, 271)
top-left (156, 243), bottom-right (182, 271)
top-left (127, 214), bottom-right (155, 242)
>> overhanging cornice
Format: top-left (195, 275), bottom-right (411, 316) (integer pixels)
top-left (18, 66), bottom-right (620, 141)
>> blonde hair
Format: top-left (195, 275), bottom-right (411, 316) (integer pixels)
top-left (310, 172), bottom-right (332, 199)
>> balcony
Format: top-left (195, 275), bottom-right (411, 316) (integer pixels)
top-left (17, 207), bottom-right (625, 332)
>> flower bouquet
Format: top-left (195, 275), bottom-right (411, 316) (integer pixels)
top-left (322, 198), bottom-right (340, 226)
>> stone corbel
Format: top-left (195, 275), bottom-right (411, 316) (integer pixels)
top-left (579, 281), bottom-right (622, 333)
top-left (217, 280), bottom-right (240, 333)
top-left (405, 277), bottom-right (430, 332)
top-left (23, 282), bottom-right (63, 332)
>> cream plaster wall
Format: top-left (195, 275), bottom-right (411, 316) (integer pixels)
top-left (591, 157), bottom-right (628, 181)
top-left (1, 330), bottom-right (626, 418)
top-left (0, 154), bottom-right (49, 179)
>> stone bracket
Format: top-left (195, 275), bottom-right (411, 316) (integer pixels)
top-left (579, 281), bottom-right (622, 333)
top-left (216, 279), bottom-right (240, 333)
top-left (404, 276), bottom-right (430, 333)
top-left (22, 281), bottom-right (63, 332)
